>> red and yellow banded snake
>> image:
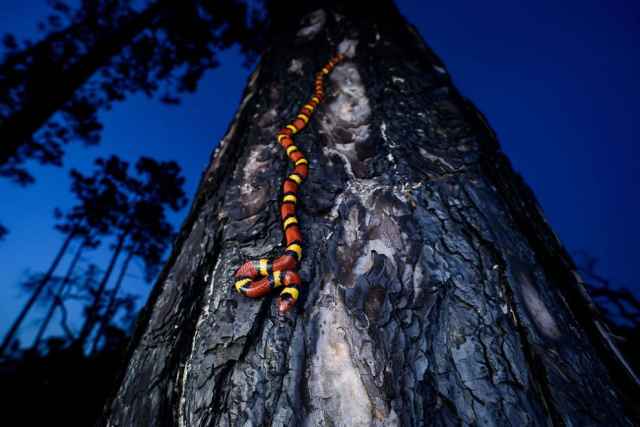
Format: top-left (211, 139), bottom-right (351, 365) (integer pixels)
top-left (233, 53), bottom-right (345, 313)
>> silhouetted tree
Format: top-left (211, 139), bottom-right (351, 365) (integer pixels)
top-left (0, 314), bottom-right (133, 426)
top-left (90, 210), bottom-right (175, 353)
top-left (0, 226), bottom-right (80, 355)
top-left (0, 0), bottom-right (262, 184)
top-left (14, 273), bottom-right (73, 340)
top-left (0, 156), bottom-right (129, 355)
top-left (575, 252), bottom-right (640, 373)
top-left (75, 156), bottom-right (187, 349)
top-left (89, 247), bottom-right (136, 354)
top-left (31, 236), bottom-right (99, 349)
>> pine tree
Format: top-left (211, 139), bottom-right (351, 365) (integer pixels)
top-left (0, 156), bottom-right (128, 355)
top-left (102, 2), bottom-right (638, 425)
top-left (31, 236), bottom-right (94, 349)
top-left (91, 159), bottom-right (187, 352)
top-left (75, 156), bottom-right (187, 349)
top-left (0, 0), bottom-right (259, 184)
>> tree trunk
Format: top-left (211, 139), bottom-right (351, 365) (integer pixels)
top-left (31, 239), bottom-right (86, 349)
top-left (0, 1), bottom-right (166, 165)
top-left (102, 2), bottom-right (638, 425)
top-left (0, 227), bottom-right (77, 355)
top-left (90, 247), bottom-right (135, 354)
top-left (76, 229), bottom-right (129, 348)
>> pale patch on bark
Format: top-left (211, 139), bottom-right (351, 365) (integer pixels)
top-left (338, 39), bottom-right (359, 58)
top-left (288, 59), bottom-right (303, 75)
top-left (306, 285), bottom-right (373, 427)
top-left (332, 182), bottom-right (412, 289)
top-left (352, 239), bottom-right (397, 277)
top-left (256, 107), bottom-right (278, 128)
top-left (519, 273), bottom-right (561, 339)
top-left (320, 56), bottom-right (373, 198)
top-left (380, 122), bottom-right (392, 145)
top-left (239, 144), bottom-right (271, 212)
top-left (296, 10), bottom-right (326, 38)
top-left (418, 146), bottom-right (458, 172)
top-left (322, 62), bottom-right (370, 135)
top-left (433, 65), bottom-right (447, 74)
top-left (320, 57), bottom-right (371, 178)
top-left (178, 269), bottom-right (220, 427)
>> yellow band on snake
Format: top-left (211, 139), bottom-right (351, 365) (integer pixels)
top-left (235, 278), bottom-right (252, 293)
top-left (286, 145), bottom-right (298, 155)
top-left (286, 124), bottom-right (298, 134)
top-left (273, 270), bottom-right (282, 287)
top-left (283, 217), bottom-right (298, 229)
top-left (288, 174), bottom-right (302, 184)
top-left (295, 158), bottom-right (308, 166)
top-left (283, 194), bottom-right (297, 203)
top-left (281, 287), bottom-right (300, 300)
top-left (287, 243), bottom-right (302, 259)
top-left (259, 259), bottom-right (269, 276)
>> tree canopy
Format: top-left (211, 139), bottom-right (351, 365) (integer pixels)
top-left (0, 0), bottom-right (263, 185)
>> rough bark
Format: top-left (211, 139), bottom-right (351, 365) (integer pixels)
top-left (103, 2), bottom-right (637, 426)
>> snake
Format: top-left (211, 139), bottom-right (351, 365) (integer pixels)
top-left (233, 53), bottom-right (345, 314)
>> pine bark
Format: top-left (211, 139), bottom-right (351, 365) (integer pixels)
top-left (103, 2), bottom-right (637, 426)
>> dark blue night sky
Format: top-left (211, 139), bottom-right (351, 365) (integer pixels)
top-left (1, 0), bottom-right (638, 343)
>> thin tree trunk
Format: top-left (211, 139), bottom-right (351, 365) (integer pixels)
top-left (90, 247), bottom-right (135, 354)
top-left (31, 239), bottom-right (86, 349)
top-left (0, 227), bottom-right (78, 355)
top-left (76, 229), bottom-right (129, 348)
top-left (103, 2), bottom-right (638, 425)
top-left (0, 1), bottom-right (167, 165)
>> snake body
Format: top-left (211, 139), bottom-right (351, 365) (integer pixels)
top-left (234, 53), bottom-right (345, 313)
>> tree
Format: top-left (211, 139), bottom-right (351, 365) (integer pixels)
top-left (75, 156), bottom-right (187, 349)
top-left (0, 265), bottom-right (134, 426)
top-left (89, 164), bottom-right (186, 353)
top-left (0, 0), bottom-right (260, 185)
top-left (102, 2), bottom-right (638, 425)
top-left (31, 236), bottom-right (98, 349)
top-left (0, 156), bottom-right (128, 355)
top-left (575, 252), bottom-right (640, 374)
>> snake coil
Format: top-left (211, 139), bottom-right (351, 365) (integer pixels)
top-left (233, 53), bottom-right (345, 314)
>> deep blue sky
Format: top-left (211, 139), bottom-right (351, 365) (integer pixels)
top-left (1, 0), bottom-right (638, 344)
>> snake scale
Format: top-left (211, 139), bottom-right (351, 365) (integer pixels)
top-left (233, 53), bottom-right (345, 314)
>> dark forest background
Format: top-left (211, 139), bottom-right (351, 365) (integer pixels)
top-left (0, 0), bottom-right (637, 425)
